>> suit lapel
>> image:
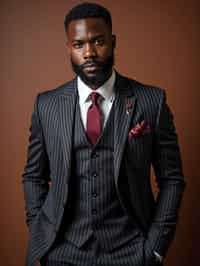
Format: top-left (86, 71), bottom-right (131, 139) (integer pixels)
top-left (114, 74), bottom-right (137, 186)
top-left (58, 78), bottom-right (77, 184)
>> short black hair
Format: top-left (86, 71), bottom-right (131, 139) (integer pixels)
top-left (64, 2), bottom-right (112, 32)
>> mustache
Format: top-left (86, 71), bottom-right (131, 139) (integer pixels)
top-left (81, 60), bottom-right (103, 68)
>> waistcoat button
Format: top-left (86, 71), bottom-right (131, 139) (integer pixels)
top-left (92, 152), bottom-right (99, 158)
top-left (92, 209), bottom-right (97, 215)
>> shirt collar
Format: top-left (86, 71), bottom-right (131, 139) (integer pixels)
top-left (77, 70), bottom-right (116, 104)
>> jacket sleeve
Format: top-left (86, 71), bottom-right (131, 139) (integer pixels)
top-left (147, 90), bottom-right (186, 257)
top-left (22, 94), bottom-right (50, 232)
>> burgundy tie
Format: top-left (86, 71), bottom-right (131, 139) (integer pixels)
top-left (86, 92), bottom-right (102, 145)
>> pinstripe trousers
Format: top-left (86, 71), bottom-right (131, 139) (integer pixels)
top-left (40, 234), bottom-right (147, 266)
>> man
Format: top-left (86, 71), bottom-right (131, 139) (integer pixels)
top-left (22, 2), bottom-right (185, 266)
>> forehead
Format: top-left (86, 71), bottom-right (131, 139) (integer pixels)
top-left (67, 18), bottom-right (110, 40)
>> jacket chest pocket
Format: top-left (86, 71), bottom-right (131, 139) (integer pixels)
top-left (127, 134), bottom-right (153, 168)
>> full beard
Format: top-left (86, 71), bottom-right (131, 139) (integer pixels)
top-left (71, 53), bottom-right (114, 88)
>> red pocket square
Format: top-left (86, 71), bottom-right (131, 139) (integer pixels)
top-left (128, 120), bottom-right (151, 137)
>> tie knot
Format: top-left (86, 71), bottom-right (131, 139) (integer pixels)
top-left (90, 92), bottom-right (102, 104)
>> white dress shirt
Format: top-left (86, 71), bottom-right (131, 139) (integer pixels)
top-left (77, 70), bottom-right (116, 130)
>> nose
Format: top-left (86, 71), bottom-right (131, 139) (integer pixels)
top-left (83, 43), bottom-right (97, 59)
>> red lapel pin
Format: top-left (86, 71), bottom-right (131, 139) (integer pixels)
top-left (126, 101), bottom-right (133, 115)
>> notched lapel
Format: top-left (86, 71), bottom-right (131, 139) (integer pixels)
top-left (58, 85), bottom-right (77, 185)
top-left (114, 75), bottom-right (137, 185)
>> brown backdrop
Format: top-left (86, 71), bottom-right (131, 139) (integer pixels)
top-left (1, 0), bottom-right (200, 265)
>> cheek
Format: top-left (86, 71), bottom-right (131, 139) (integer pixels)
top-left (70, 50), bottom-right (83, 65)
top-left (99, 46), bottom-right (113, 58)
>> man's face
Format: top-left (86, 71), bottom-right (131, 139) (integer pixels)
top-left (66, 18), bottom-right (116, 88)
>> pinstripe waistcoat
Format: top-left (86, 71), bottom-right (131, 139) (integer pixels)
top-left (23, 72), bottom-right (185, 266)
top-left (58, 93), bottom-right (141, 251)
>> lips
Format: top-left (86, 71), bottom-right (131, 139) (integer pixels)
top-left (82, 61), bottom-right (102, 72)
top-left (83, 63), bottom-right (99, 71)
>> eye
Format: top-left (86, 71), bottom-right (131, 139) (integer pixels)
top-left (73, 42), bottom-right (83, 49)
top-left (94, 39), bottom-right (104, 46)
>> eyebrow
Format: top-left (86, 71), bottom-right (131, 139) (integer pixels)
top-left (72, 34), bottom-right (105, 42)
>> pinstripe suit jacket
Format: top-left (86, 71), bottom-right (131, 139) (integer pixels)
top-left (22, 72), bottom-right (185, 266)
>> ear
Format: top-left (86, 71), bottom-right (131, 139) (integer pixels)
top-left (112, 34), bottom-right (116, 49)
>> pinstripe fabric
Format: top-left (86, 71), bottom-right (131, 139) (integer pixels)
top-left (40, 234), bottom-right (146, 266)
top-left (22, 72), bottom-right (185, 266)
top-left (45, 93), bottom-right (144, 265)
